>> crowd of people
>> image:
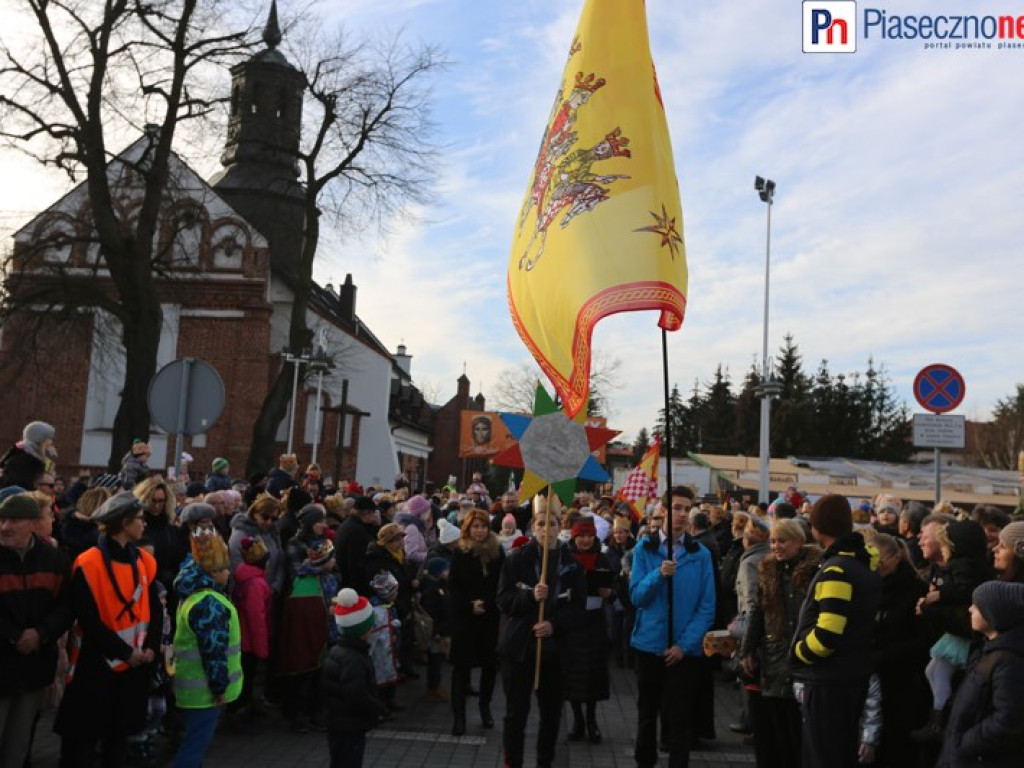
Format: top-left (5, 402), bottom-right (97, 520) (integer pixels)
top-left (2, 419), bottom-right (1024, 768)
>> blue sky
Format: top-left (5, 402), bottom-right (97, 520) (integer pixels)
top-left (3, 0), bottom-right (1023, 443)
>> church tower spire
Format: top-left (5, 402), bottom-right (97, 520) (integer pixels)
top-left (210, 1), bottom-right (307, 275)
top-left (212, 0), bottom-right (305, 189)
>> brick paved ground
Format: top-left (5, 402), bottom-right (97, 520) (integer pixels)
top-left (32, 661), bottom-right (755, 767)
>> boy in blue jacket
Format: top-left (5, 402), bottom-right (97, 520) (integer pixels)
top-left (630, 486), bottom-right (715, 768)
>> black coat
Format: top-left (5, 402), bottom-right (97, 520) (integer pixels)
top-left (141, 512), bottom-right (188, 592)
top-left (419, 575), bottom-right (453, 637)
top-left (0, 444), bottom-right (45, 489)
top-left (0, 536), bottom-right (72, 696)
top-left (871, 558), bottom-right (931, 750)
top-left (496, 541), bottom-right (586, 666)
top-left (335, 515), bottom-right (377, 596)
top-left (54, 539), bottom-right (164, 739)
top-left (321, 635), bottom-right (388, 735)
top-left (562, 542), bottom-right (612, 703)
top-left (937, 624), bottom-right (1024, 768)
top-left (449, 535), bottom-right (504, 669)
top-left (364, 542), bottom-right (412, 619)
top-left (60, 515), bottom-right (99, 563)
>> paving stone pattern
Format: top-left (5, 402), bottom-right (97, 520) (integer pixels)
top-left (32, 662), bottom-right (755, 767)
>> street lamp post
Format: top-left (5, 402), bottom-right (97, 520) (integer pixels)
top-left (754, 176), bottom-right (780, 504)
top-left (282, 346), bottom-right (312, 456)
top-left (309, 345), bottom-right (332, 464)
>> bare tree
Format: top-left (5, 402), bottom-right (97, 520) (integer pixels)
top-left (489, 351), bottom-right (623, 418)
top-left (245, 25), bottom-right (445, 474)
top-left (0, 0), bottom-right (255, 468)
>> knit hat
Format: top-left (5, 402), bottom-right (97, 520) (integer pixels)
top-left (240, 535), bottom-right (269, 566)
top-left (91, 474), bottom-right (122, 490)
top-left (0, 493), bottom-right (41, 520)
top-left (23, 421), bottom-right (55, 447)
top-left (571, 517), bottom-right (596, 538)
top-left (377, 522), bottom-right (405, 545)
top-left (307, 538), bottom-right (335, 568)
top-left (185, 482), bottom-right (206, 499)
top-left (809, 494), bottom-right (853, 539)
top-left (212, 457), bottom-right (230, 473)
top-left (0, 486), bottom-right (27, 504)
top-left (353, 495), bottom-right (376, 513)
top-left (437, 518), bottom-right (460, 545)
top-left (91, 492), bottom-right (143, 524)
top-left (998, 521), bottom-right (1024, 559)
top-left (511, 535), bottom-right (530, 550)
top-left (191, 529), bottom-right (230, 574)
top-left (131, 440), bottom-right (151, 457)
top-left (179, 502), bottom-right (216, 526)
top-left (972, 581), bottom-right (1024, 633)
top-left (297, 503), bottom-right (327, 530)
top-left (405, 495), bottom-right (431, 518)
top-left (332, 588), bottom-right (376, 638)
top-left (425, 557), bottom-right (450, 579)
top-left (501, 513), bottom-right (517, 529)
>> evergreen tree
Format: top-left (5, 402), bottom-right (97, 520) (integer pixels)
top-left (770, 334), bottom-right (814, 456)
top-left (702, 365), bottom-right (737, 454)
top-left (632, 427), bottom-right (651, 464)
top-left (655, 384), bottom-right (687, 457)
top-left (734, 362), bottom-right (762, 456)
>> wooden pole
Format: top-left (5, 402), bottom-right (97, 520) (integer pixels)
top-left (534, 488), bottom-right (556, 690)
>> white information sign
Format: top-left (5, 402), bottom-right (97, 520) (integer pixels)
top-left (913, 413), bottom-right (965, 449)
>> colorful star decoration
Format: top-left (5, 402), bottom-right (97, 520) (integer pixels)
top-left (634, 203), bottom-right (683, 260)
top-left (492, 383), bottom-right (619, 505)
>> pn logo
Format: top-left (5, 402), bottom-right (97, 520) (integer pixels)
top-left (803, 1), bottom-right (857, 53)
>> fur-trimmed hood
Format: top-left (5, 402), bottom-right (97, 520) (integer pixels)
top-left (457, 531), bottom-right (502, 574)
top-left (758, 545), bottom-right (822, 638)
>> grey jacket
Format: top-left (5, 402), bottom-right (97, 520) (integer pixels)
top-left (228, 512), bottom-right (285, 595)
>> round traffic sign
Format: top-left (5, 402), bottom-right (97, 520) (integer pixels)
top-left (913, 364), bottom-right (965, 414)
top-left (148, 358), bottom-right (225, 436)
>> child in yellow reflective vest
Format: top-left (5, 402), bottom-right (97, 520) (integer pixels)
top-left (172, 529), bottom-right (242, 768)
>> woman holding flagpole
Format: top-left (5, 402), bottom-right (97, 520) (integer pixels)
top-left (496, 496), bottom-right (586, 768)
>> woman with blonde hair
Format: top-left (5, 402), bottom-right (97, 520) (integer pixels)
top-left (448, 508), bottom-right (504, 735)
top-left (134, 476), bottom-right (187, 598)
top-left (871, 532), bottom-right (929, 766)
top-left (740, 519), bottom-right (821, 768)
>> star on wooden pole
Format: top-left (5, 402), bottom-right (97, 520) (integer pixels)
top-left (492, 383), bottom-right (619, 505)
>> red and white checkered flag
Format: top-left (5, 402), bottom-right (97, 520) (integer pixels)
top-left (615, 436), bottom-right (661, 522)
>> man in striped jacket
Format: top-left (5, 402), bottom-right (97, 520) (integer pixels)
top-left (791, 493), bottom-right (881, 768)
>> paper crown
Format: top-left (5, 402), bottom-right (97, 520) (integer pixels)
top-left (191, 529), bottom-right (230, 574)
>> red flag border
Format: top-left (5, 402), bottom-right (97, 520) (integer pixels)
top-left (507, 279), bottom-right (686, 418)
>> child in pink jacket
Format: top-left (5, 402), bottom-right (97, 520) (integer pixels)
top-left (232, 535), bottom-right (273, 719)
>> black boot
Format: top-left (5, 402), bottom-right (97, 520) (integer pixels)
top-left (567, 703), bottom-right (585, 741)
top-left (911, 709), bottom-right (945, 743)
top-left (479, 665), bottom-right (496, 728)
top-left (586, 702), bottom-right (601, 743)
top-left (451, 666), bottom-right (468, 736)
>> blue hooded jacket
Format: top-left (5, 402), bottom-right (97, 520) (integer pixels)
top-left (629, 531), bottom-right (716, 656)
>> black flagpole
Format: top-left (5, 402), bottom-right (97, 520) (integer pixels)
top-left (661, 327), bottom-right (674, 650)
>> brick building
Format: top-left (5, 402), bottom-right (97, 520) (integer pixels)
top-left (0, 7), bottom-right (431, 489)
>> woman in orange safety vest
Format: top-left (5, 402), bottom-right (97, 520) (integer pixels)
top-left (54, 491), bottom-right (164, 768)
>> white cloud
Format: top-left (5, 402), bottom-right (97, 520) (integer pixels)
top-left (4, 0), bottom-right (1023, 440)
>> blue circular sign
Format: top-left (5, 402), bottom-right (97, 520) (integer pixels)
top-left (913, 364), bottom-right (965, 414)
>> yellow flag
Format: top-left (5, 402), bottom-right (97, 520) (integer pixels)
top-left (508, 0), bottom-right (688, 419)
